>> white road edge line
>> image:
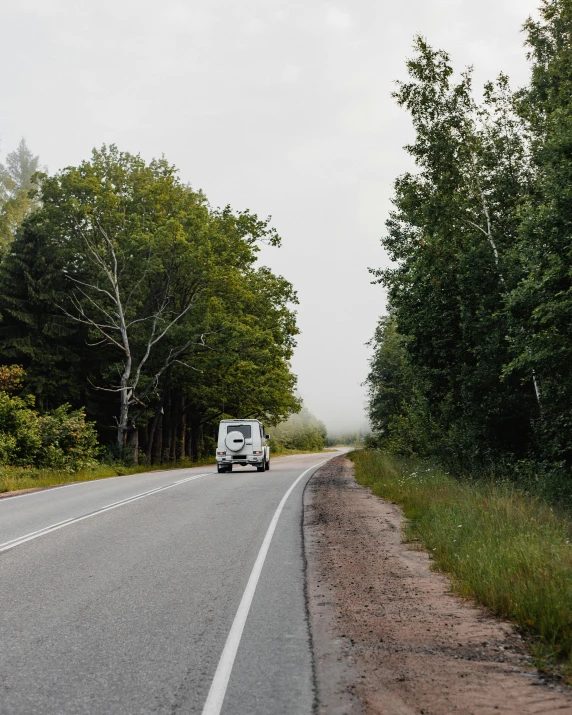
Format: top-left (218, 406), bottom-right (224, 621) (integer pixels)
top-left (0, 467), bottom-right (217, 502)
top-left (0, 473), bottom-right (213, 554)
top-left (201, 458), bottom-right (329, 715)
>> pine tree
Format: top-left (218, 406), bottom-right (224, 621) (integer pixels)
top-left (0, 138), bottom-right (44, 250)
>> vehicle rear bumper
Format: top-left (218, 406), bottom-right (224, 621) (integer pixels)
top-left (216, 455), bottom-right (263, 465)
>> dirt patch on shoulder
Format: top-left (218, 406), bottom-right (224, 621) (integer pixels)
top-left (304, 456), bottom-right (572, 715)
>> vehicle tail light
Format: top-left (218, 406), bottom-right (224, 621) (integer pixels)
top-left (217, 451), bottom-right (225, 455)
top-left (253, 450), bottom-right (262, 454)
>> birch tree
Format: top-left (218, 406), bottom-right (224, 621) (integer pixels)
top-left (63, 223), bottom-right (206, 449)
top-left (371, 38), bottom-right (537, 467)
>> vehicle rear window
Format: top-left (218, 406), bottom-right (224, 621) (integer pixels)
top-left (228, 424), bottom-right (252, 438)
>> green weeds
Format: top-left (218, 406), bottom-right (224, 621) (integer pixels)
top-left (350, 450), bottom-right (572, 680)
top-left (0, 457), bottom-right (215, 494)
top-left (0, 447), bottom-right (331, 495)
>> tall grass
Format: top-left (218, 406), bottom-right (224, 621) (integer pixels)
top-left (350, 450), bottom-right (572, 674)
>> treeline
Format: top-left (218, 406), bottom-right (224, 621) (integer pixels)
top-left (326, 428), bottom-right (368, 447)
top-left (268, 406), bottom-right (327, 452)
top-left (0, 143), bottom-right (301, 466)
top-left (366, 0), bottom-right (572, 500)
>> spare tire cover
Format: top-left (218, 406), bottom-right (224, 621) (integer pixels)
top-left (225, 430), bottom-right (245, 452)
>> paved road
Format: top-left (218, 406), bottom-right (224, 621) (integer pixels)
top-left (0, 450), bottom-right (344, 715)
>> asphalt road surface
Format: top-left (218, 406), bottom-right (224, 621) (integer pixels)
top-left (0, 450), bottom-right (345, 715)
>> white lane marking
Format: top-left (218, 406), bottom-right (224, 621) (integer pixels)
top-left (0, 466), bottom-right (217, 502)
top-left (201, 458), bottom-right (329, 715)
top-left (0, 473), bottom-right (213, 554)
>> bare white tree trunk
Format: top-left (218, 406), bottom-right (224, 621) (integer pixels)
top-left (532, 369), bottom-right (542, 414)
top-left (62, 222), bottom-right (205, 454)
top-left (466, 162), bottom-right (506, 286)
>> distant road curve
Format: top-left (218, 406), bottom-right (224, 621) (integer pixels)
top-left (0, 450), bottom-right (346, 715)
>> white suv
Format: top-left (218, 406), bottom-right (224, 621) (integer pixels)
top-left (216, 419), bottom-right (270, 473)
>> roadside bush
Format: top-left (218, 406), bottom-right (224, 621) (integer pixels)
top-left (0, 364), bottom-right (25, 393)
top-left (0, 381), bottom-right (100, 471)
top-left (0, 392), bottom-right (41, 465)
top-left (37, 405), bottom-right (100, 471)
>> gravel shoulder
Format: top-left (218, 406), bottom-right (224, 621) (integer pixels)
top-left (304, 455), bottom-right (572, 715)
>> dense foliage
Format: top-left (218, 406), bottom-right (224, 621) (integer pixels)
top-left (268, 406), bottom-right (327, 452)
top-left (0, 145), bottom-right (302, 465)
top-left (325, 428), bottom-right (368, 447)
top-left (367, 1), bottom-right (572, 498)
top-left (0, 366), bottom-right (99, 470)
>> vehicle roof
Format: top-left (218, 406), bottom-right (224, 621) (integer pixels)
top-left (219, 419), bottom-right (261, 423)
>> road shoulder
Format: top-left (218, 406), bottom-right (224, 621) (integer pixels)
top-left (304, 455), bottom-right (572, 715)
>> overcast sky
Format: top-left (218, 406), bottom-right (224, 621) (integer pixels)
top-left (1, 0), bottom-right (540, 434)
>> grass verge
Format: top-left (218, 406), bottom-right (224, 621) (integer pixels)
top-left (0, 457), bottom-right (216, 495)
top-left (350, 449), bottom-right (572, 681)
top-left (271, 447), bottom-right (337, 456)
top-left (0, 447), bottom-right (333, 495)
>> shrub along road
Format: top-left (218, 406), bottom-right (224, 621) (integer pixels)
top-left (0, 451), bottom-right (346, 715)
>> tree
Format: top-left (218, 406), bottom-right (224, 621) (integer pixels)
top-left (506, 0), bottom-right (572, 466)
top-left (0, 210), bottom-right (102, 411)
top-left (268, 406), bottom-right (327, 452)
top-left (0, 138), bottom-right (43, 250)
top-left (26, 146), bottom-right (284, 448)
top-left (366, 317), bottom-right (410, 435)
top-left (369, 38), bottom-right (537, 468)
top-left (142, 264), bottom-right (301, 463)
top-left (0, 145), bottom-right (301, 461)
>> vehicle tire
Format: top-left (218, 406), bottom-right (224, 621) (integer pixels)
top-left (257, 464), bottom-right (265, 472)
top-left (217, 464), bottom-right (224, 473)
top-left (265, 459), bottom-right (270, 471)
